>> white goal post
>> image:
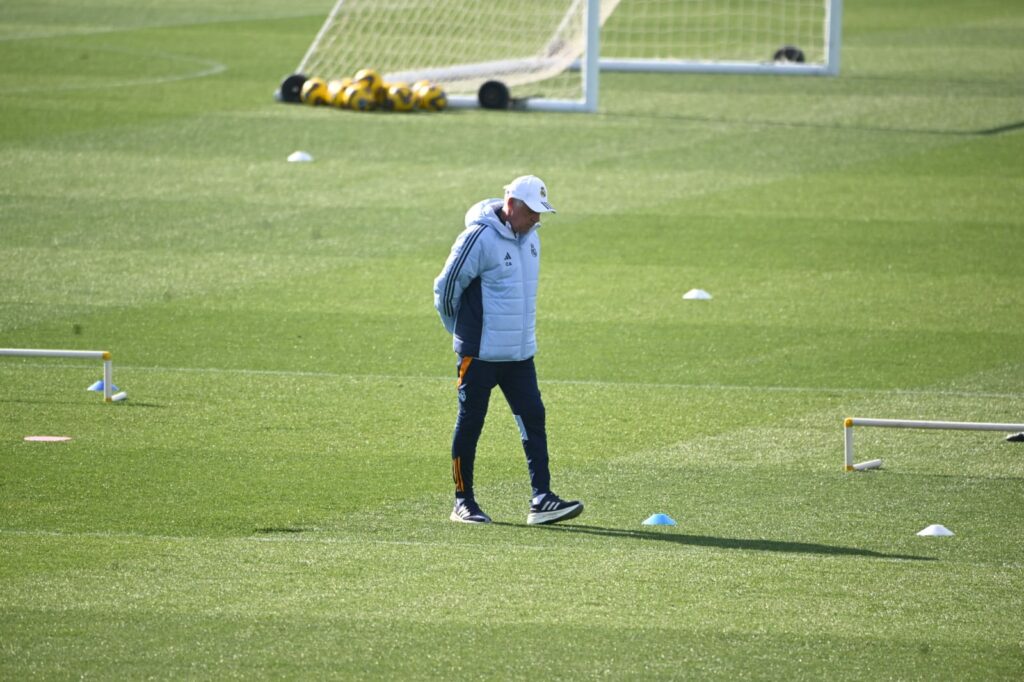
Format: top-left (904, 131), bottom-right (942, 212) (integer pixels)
top-left (289, 0), bottom-right (842, 113)
top-left (0, 348), bottom-right (125, 402)
top-left (843, 417), bottom-right (1024, 472)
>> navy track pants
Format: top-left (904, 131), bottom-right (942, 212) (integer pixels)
top-left (451, 355), bottom-right (550, 500)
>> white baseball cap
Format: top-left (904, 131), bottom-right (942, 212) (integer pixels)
top-left (504, 175), bottom-right (556, 213)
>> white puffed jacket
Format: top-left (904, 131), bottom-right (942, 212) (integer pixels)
top-left (433, 199), bottom-right (541, 361)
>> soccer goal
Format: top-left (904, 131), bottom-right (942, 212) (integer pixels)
top-left (0, 348), bottom-right (126, 402)
top-left (843, 417), bottom-right (1024, 472)
top-left (287, 0), bottom-right (842, 113)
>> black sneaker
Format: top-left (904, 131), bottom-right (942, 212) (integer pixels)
top-left (1007, 432), bottom-right (1024, 443)
top-left (527, 493), bottom-right (583, 525)
top-left (450, 499), bottom-right (492, 524)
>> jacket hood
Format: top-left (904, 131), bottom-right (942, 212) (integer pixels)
top-left (465, 198), bottom-right (538, 240)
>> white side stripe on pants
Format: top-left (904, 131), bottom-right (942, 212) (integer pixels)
top-left (514, 414), bottom-right (528, 441)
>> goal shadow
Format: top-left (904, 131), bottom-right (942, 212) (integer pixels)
top-left (494, 522), bottom-right (935, 561)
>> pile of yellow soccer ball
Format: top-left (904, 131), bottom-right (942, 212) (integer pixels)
top-left (300, 68), bottom-right (447, 112)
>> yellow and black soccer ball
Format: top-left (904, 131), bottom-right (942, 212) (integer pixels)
top-left (345, 83), bottom-right (377, 111)
top-left (414, 82), bottom-right (448, 111)
top-left (327, 78), bottom-right (353, 107)
top-left (353, 68), bottom-right (384, 98)
top-left (383, 83), bottom-right (415, 112)
top-left (300, 77), bottom-right (330, 106)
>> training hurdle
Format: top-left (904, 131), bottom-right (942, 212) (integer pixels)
top-left (844, 417), bottom-right (1024, 471)
top-left (0, 348), bottom-right (120, 402)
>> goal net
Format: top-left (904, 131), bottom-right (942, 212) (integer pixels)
top-left (291, 0), bottom-right (840, 112)
top-left (599, 0), bottom-right (841, 74)
top-left (295, 0), bottom-right (620, 111)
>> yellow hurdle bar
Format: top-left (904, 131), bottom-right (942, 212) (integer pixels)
top-left (0, 348), bottom-right (114, 401)
top-left (843, 417), bottom-right (1024, 471)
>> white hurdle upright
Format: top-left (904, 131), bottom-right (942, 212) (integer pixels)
top-left (0, 348), bottom-right (115, 401)
top-left (844, 417), bottom-right (1024, 471)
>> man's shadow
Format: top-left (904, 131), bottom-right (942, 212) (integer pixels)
top-left (494, 523), bottom-right (934, 561)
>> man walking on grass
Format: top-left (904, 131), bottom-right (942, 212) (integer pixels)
top-left (433, 175), bottom-right (584, 526)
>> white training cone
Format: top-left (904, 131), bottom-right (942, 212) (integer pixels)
top-left (642, 513), bottom-right (677, 526)
top-left (916, 524), bottom-right (954, 537)
top-left (287, 151), bottom-right (313, 163)
top-left (682, 289), bottom-right (712, 300)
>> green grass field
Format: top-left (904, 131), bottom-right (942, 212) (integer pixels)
top-left (2, 0), bottom-right (1023, 678)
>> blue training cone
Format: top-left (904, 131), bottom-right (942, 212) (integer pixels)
top-left (86, 380), bottom-right (118, 392)
top-left (642, 513), bottom-right (677, 526)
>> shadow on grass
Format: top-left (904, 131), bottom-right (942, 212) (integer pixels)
top-left (0, 398), bottom-right (164, 408)
top-left (254, 527), bottom-right (309, 534)
top-left (494, 523), bottom-right (934, 561)
top-left (600, 107), bottom-right (1024, 138)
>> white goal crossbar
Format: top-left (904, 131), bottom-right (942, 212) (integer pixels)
top-left (843, 417), bottom-right (1024, 472)
top-left (0, 348), bottom-right (116, 402)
